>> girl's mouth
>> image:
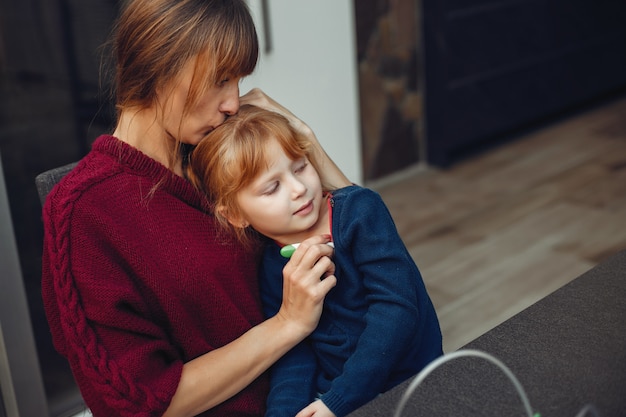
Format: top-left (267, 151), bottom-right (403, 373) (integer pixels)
top-left (294, 200), bottom-right (313, 216)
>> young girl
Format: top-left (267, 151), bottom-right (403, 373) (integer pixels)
top-left (187, 105), bottom-right (443, 417)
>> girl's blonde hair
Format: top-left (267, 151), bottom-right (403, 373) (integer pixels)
top-left (187, 104), bottom-right (321, 247)
top-left (111, 0), bottom-right (258, 168)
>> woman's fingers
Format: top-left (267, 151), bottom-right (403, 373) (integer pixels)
top-left (278, 235), bottom-right (337, 334)
top-left (240, 88), bottom-right (312, 136)
top-left (287, 235), bottom-right (333, 266)
top-left (240, 88), bottom-right (279, 110)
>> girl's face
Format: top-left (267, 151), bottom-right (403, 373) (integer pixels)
top-left (233, 139), bottom-right (327, 246)
top-left (160, 62), bottom-right (241, 146)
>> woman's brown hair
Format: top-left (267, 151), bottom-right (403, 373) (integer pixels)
top-left (110, 0), bottom-right (258, 167)
top-left (187, 104), bottom-right (322, 247)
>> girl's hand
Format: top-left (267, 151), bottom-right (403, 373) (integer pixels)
top-left (295, 399), bottom-right (336, 417)
top-left (277, 235), bottom-right (337, 337)
top-left (239, 88), bottom-right (351, 189)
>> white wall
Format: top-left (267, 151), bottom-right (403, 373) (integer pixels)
top-left (242, 0), bottom-right (363, 184)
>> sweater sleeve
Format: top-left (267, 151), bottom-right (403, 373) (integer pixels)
top-left (259, 248), bottom-right (317, 417)
top-left (320, 187), bottom-right (429, 417)
top-left (265, 341), bottom-right (318, 417)
top-left (42, 187), bottom-right (182, 417)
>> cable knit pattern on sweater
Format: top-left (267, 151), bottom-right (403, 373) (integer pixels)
top-left (44, 158), bottom-right (166, 414)
top-left (41, 135), bottom-right (269, 417)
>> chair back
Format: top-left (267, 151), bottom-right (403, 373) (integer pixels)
top-left (35, 162), bottom-right (78, 205)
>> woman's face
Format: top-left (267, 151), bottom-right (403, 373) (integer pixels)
top-left (159, 62), bottom-right (241, 146)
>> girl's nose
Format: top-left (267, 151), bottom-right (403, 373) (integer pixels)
top-left (290, 176), bottom-right (307, 199)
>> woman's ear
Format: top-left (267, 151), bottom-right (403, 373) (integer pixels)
top-left (216, 205), bottom-right (249, 229)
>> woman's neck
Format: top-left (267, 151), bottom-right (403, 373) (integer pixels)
top-left (113, 108), bottom-right (183, 176)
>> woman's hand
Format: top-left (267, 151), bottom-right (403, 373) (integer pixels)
top-left (240, 88), bottom-right (313, 138)
top-left (240, 88), bottom-right (352, 189)
top-left (164, 234), bottom-right (336, 417)
top-left (277, 234), bottom-right (337, 337)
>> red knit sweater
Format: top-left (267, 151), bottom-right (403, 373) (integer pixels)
top-left (41, 135), bottom-right (269, 416)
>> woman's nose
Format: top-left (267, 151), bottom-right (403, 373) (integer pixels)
top-left (220, 86), bottom-right (240, 116)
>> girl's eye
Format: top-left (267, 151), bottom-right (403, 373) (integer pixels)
top-left (218, 78), bottom-right (230, 87)
top-left (294, 160), bottom-right (308, 173)
top-left (263, 182), bottom-right (279, 195)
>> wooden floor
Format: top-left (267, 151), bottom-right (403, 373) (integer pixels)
top-left (370, 95), bottom-right (626, 353)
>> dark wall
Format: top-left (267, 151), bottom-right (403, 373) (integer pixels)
top-left (354, 0), bottom-right (425, 181)
top-left (423, 0), bottom-right (626, 166)
top-left (0, 0), bottom-right (117, 415)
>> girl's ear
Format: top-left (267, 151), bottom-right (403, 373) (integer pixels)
top-left (216, 205), bottom-right (249, 229)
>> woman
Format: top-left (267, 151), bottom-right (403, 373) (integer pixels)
top-left (41, 1), bottom-right (350, 416)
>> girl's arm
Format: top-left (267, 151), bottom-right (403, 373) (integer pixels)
top-left (240, 88), bottom-right (352, 190)
top-left (163, 236), bottom-right (336, 417)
